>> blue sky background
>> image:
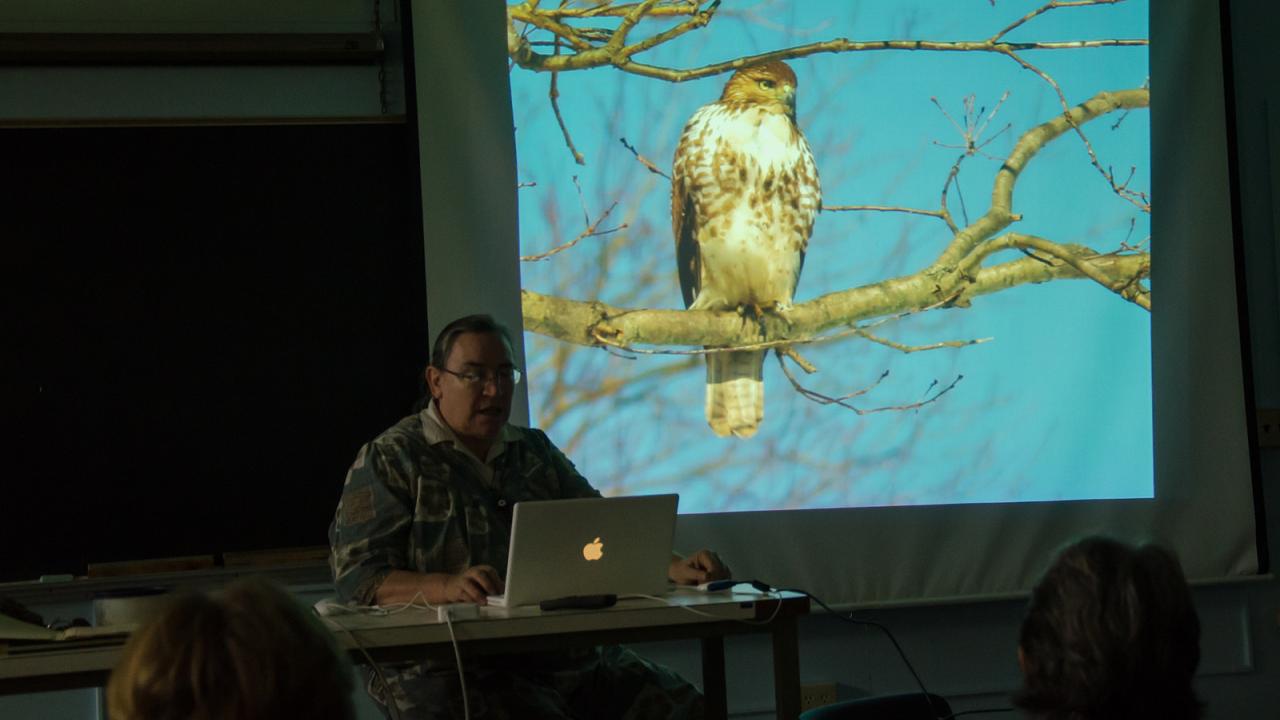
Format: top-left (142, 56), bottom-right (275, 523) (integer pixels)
top-left (509, 0), bottom-right (1151, 513)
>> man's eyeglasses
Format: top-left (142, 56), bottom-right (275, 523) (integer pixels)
top-left (439, 367), bottom-right (522, 388)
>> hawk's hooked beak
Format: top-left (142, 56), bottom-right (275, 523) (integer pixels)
top-left (782, 85), bottom-right (797, 115)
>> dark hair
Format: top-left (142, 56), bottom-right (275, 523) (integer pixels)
top-left (107, 576), bottom-right (355, 720)
top-left (1015, 536), bottom-right (1202, 720)
top-left (413, 313), bottom-right (515, 412)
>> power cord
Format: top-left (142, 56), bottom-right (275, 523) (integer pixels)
top-left (743, 580), bottom-right (959, 720)
top-left (649, 582), bottom-right (1010, 719)
top-left (943, 710), bottom-right (1015, 719)
top-left (315, 609), bottom-right (404, 720)
top-left (441, 606), bottom-right (472, 720)
top-left (315, 593), bottom-right (472, 720)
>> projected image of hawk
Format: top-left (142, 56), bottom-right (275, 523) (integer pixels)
top-left (671, 60), bottom-right (821, 438)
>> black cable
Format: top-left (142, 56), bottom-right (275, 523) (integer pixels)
top-left (749, 579), bottom-right (948, 720)
top-left (942, 709), bottom-right (1016, 719)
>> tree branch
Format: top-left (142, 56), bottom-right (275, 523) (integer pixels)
top-left (509, 0), bottom-right (1146, 82)
top-left (522, 83), bottom-right (1149, 352)
top-left (521, 251), bottom-right (1147, 351)
top-left (928, 87), bottom-right (1148, 277)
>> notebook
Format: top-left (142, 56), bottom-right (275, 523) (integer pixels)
top-left (486, 494), bottom-right (679, 608)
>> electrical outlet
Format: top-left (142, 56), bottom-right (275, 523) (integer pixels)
top-left (800, 682), bottom-right (838, 711)
top-left (1259, 408), bottom-right (1280, 449)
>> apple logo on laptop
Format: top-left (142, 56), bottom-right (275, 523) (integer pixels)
top-left (582, 537), bottom-right (604, 561)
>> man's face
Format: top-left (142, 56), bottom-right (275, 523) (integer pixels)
top-left (426, 331), bottom-right (515, 454)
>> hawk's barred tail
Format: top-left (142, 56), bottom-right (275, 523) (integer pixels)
top-left (705, 349), bottom-right (765, 438)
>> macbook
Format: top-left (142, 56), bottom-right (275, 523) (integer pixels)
top-left (486, 494), bottom-right (679, 608)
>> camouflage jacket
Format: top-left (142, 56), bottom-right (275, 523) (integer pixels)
top-left (329, 405), bottom-right (599, 605)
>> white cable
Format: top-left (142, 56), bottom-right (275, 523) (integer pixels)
top-left (316, 609), bottom-right (403, 720)
top-left (318, 591), bottom-right (469, 720)
top-left (392, 591), bottom-right (470, 720)
top-left (443, 609), bottom-right (471, 720)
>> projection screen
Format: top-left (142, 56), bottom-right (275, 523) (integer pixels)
top-left (419, 0), bottom-right (1261, 608)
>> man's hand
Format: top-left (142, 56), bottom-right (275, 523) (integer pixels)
top-left (668, 549), bottom-right (731, 585)
top-left (444, 565), bottom-right (504, 604)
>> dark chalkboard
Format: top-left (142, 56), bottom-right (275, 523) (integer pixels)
top-left (2, 122), bottom-right (428, 583)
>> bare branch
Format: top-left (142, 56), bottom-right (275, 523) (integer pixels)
top-left (988, 0), bottom-right (1126, 44)
top-left (549, 71), bottom-right (586, 165)
top-left (938, 153), bottom-right (964, 233)
top-left (523, 82), bottom-right (1148, 354)
top-left (855, 329), bottom-right (993, 354)
top-left (512, 23), bottom-right (1145, 80)
top-left (619, 137), bottom-right (672, 180)
top-left (775, 354), bottom-right (964, 416)
top-left (540, 354), bottom-right (700, 428)
top-left (522, 248), bottom-right (1147, 351)
top-left (778, 346), bottom-right (816, 373)
top-left (823, 204), bottom-right (948, 222)
top-left (521, 1), bottom-right (706, 20)
top-left (520, 199), bottom-right (626, 262)
top-left (959, 232), bottom-right (1151, 310)
top-left (548, 34), bottom-right (586, 165)
top-left (512, 0), bottom-right (1151, 215)
top-left (616, 0), bottom-right (722, 60)
top-left (930, 87), bottom-right (1148, 276)
top-left (510, 22), bottom-right (1147, 82)
top-left (511, 5), bottom-right (595, 52)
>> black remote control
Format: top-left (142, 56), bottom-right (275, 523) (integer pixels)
top-left (538, 594), bottom-right (618, 611)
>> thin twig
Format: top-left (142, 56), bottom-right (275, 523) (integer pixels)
top-left (529, 1), bottom-right (705, 20)
top-left (617, 1), bottom-right (722, 60)
top-left (571, 175), bottom-right (590, 227)
top-left (823, 204), bottom-right (947, 221)
top-left (989, 0), bottom-right (1124, 43)
top-left (619, 137), bottom-right (671, 180)
top-left (996, 48), bottom-right (1151, 212)
top-left (548, 35), bottom-right (585, 165)
top-left (960, 232), bottom-right (1151, 310)
top-left (854, 329), bottom-right (992, 353)
top-left (938, 153), bottom-right (964, 234)
top-left (778, 346), bottom-right (817, 373)
top-left (520, 199), bottom-right (626, 261)
top-left (510, 30), bottom-right (1148, 82)
top-left (775, 353), bottom-right (964, 416)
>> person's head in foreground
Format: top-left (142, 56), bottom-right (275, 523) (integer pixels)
top-left (107, 575), bottom-right (355, 720)
top-left (1015, 536), bottom-right (1202, 720)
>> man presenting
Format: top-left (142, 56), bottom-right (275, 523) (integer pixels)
top-left (330, 314), bottom-right (729, 719)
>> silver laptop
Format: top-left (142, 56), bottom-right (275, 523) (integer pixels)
top-left (486, 494), bottom-right (679, 608)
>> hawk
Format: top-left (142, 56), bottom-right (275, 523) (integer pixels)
top-left (671, 60), bottom-right (821, 438)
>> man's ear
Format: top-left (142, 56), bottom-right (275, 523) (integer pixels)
top-left (425, 366), bottom-right (443, 400)
top-left (1017, 645), bottom-right (1028, 675)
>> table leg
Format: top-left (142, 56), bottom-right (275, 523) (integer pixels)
top-left (700, 636), bottom-right (728, 720)
top-left (772, 615), bottom-right (801, 720)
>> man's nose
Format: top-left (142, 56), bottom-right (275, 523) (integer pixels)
top-left (480, 376), bottom-right (501, 395)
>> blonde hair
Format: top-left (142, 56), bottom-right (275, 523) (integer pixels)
top-left (107, 576), bottom-right (355, 720)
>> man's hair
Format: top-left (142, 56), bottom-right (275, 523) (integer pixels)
top-left (413, 313), bottom-right (515, 412)
top-left (106, 576), bottom-right (355, 720)
top-left (1015, 536), bottom-right (1202, 720)
top-left (429, 313), bottom-right (514, 370)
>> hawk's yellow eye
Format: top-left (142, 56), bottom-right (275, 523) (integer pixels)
top-left (758, 79), bottom-right (776, 90)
